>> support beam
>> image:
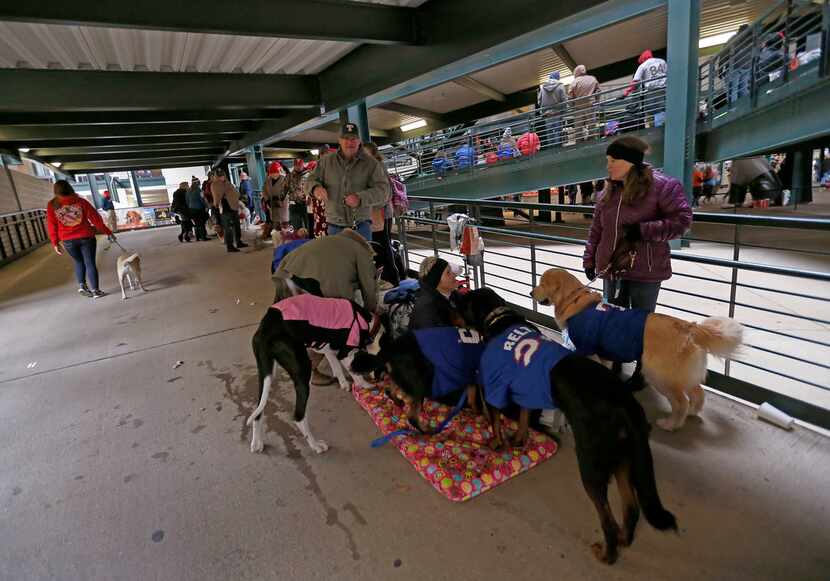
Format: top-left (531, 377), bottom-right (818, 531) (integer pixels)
top-left (375, 102), bottom-right (448, 123)
top-left (9, 136), bottom-right (229, 151)
top-left (550, 44), bottom-right (577, 71)
top-left (0, 70), bottom-right (320, 112)
top-left (129, 172), bottom-right (144, 207)
top-left (0, 110), bottom-right (286, 126)
top-left (31, 143), bottom-right (229, 157)
top-left (63, 155), bottom-right (217, 171)
top-left (664, 0), bottom-right (699, 199)
top-left (0, 121), bottom-right (255, 141)
top-left (40, 148), bottom-right (225, 164)
top-left (452, 76), bottom-right (507, 102)
top-left (86, 173), bottom-right (103, 209)
top-left (347, 101), bottom-right (371, 143)
top-left (0, 0), bottom-right (417, 45)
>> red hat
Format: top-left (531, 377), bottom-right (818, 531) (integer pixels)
top-left (638, 50), bottom-right (653, 64)
top-left (267, 161), bottom-right (281, 174)
top-left (102, 190), bottom-right (110, 198)
top-left (305, 160), bottom-right (318, 171)
top-left (293, 158), bottom-right (304, 170)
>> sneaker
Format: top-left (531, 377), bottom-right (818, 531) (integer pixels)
top-left (178, 234), bottom-right (184, 243)
top-left (78, 286), bottom-right (92, 297)
top-left (782, 189), bottom-right (791, 206)
top-left (720, 203), bottom-right (736, 209)
top-left (236, 241), bottom-right (249, 248)
top-left (227, 246), bottom-right (240, 253)
top-left (91, 290), bottom-right (107, 299)
top-left (741, 201), bottom-right (754, 208)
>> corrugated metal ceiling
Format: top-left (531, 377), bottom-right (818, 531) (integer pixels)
top-left (0, 0), bottom-right (427, 74)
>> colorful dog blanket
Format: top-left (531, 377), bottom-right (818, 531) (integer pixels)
top-left (353, 382), bottom-right (558, 502)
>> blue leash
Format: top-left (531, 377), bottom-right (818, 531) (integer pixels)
top-left (370, 391), bottom-right (468, 448)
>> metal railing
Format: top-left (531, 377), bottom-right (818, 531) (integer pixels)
top-left (0, 209), bottom-right (49, 267)
top-left (382, 78), bottom-right (666, 185)
top-left (396, 196), bottom-right (830, 429)
top-left (698, 0), bottom-right (828, 125)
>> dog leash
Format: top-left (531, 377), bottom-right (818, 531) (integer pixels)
top-left (370, 390), bottom-right (468, 448)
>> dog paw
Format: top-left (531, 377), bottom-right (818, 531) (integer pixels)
top-left (309, 439), bottom-right (329, 454)
top-left (338, 382), bottom-right (351, 391)
top-left (591, 542), bottom-right (617, 565)
top-left (657, 418), bottom-right (679, 431)
top-left (617, 529), bottom-right (633, 548)
top-left (250, 438), bottom-right (264, 453)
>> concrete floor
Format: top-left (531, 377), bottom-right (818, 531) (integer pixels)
top-left (1, 227), bottom-right (829, 581)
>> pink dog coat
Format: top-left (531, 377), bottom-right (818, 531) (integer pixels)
top-left (272, 294), bottom-right (369, 348)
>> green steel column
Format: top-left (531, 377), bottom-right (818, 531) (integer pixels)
top-left (86, 173), bottom-right (103, 209)
top-left (347, 100), bottom-right (371, 143)
top-left (664, 0), bottom-right (700, 200)
top-left (129, 171), bottom-right (144, 207)
top-left (791, 147), bottom-right (813, 207)
top-left (246, 145), bottom-right (265, 191)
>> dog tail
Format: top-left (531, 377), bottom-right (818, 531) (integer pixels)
top-left (623, 403), bottom-right (678, 532)
top-left (246, 374), bottom-right (272, 426)
top-left (691, 316), bottom-right (744, 359)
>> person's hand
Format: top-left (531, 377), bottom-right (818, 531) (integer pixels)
top-left (313, 186), bottom-right (328, 201)
top-left (54, 244), bottom-right (63, 256)
top-left (584, 266), bottom-right (596, 281)
top-left (622, 223), bottom-right (642, 242)
top-left (344, 193), bottom-right (360, 208)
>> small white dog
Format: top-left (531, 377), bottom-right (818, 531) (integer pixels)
top-left (116, 253), bottom-right (147, 300)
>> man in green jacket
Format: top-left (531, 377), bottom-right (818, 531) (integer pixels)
top-left (272, 228), bottom-right (378, 385)
top-left (305, 123), bottom-right (389, 241)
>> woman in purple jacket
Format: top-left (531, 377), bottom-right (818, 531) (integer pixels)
top-left (583, 136), bottom-right (693, 385)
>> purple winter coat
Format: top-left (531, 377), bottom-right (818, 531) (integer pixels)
top-left (583, 171), bottom-right (692, 283)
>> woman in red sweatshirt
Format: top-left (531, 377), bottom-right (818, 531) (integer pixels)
top-left (47, 180), bottom-right (114, 298)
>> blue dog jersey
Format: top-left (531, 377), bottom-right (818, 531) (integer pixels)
top-left (566, 303), bottom-right (649, 363)
top-left (413, 327), bottom-right (484, 399)
top-left (480, 324), bottom-right (572, 410)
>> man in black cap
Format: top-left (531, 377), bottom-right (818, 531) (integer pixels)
top-left (304, 123), bottom-right (389, 241)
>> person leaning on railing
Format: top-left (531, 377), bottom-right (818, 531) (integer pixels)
top-left (583, 136), bottom-right (693, 387)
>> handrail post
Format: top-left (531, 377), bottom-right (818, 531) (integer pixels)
top-left (750, 22), bottom-right (760, 107)
top-left (429, 201), bottom-right (438, 257)
top-left (707, 60), bottom-right (715, 123)
top-left (821, 0), bottom-right (830, 77)
top-left (725, 223), bottom-right (741, 377)
top-left (529, 208), bottom-right (538, 312)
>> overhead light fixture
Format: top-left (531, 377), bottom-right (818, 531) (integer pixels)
top-left (699, 31), bottom-right (737, 49)
top-left (400, 119), bottom-right (427, 132)
top-left (52, 162), bottom-right (62, 168)
top-left (310, 149), bottom-right (320, 156)
top-left (18, 147), bottom-right (30, 153)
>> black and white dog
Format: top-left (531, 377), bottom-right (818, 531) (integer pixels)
top-left (247, 294), bottom-right (375, 454)
top-left (455, 288), bottom-right (677, 565)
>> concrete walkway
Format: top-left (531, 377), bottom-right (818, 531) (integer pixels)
top-left (1, 227), bottom-right (829, 581)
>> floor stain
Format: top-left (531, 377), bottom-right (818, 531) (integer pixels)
top-left (117, 414), bottom-right (134, 427)
top-left (123, 474), bottom-right (137, 484)
top-left (116, 342), bottom-right (128, 347)
top-left (209, 308), bottom-right (219, 314)
top-left (342, 502), bottom-right (368, 526)
top-left (131, 442), bottom-right (140, 449)
top-left (191, 425), bottom-right (206, 434)
top-left (151, 452), bottom-right (170, 462)
top-left (151, 530), bottom-right (165, 543)
top-left (167, 376), bottom-right (182, 383)
top-left (214, 402), bottom-right (223, 412)
top-left (12, 486), bottom-right (22, 496)
top-left (132, 419), bottom-right (144, 429)
top-left (74, 475), bottom-right (84, 481)
top-left (210, 364), bottom-right (361, 561)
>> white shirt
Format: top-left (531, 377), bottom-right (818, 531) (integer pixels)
top-left (633, 58), bottom-right (668, 90)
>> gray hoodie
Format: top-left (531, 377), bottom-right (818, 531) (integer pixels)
top-left (538, 80), bottom-right (567, 112)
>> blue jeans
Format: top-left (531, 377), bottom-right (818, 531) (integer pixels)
top-left (728, 68), bottom-right (751, 104)
top-left (328, 220), bottom-right (372, 242)
top-left (64, 237), bottom-right (99, 291)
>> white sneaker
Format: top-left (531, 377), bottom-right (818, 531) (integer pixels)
top-left (782, 189), bottom-right (791, 205)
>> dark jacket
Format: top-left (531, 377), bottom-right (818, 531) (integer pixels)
top-left (186, 185), bottom-right (207, 210)
top-left (583, 170), bottom-right (692, 283)
top-left (171, 188), bottom-right (189, 215)
top-left (410, 287), bottom-right (459, 330)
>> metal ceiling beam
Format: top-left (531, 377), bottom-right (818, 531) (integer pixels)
top-left (551, 44), bottom-right (577, 71)
top-left (30, 143), bottom-right (230, 156)
top-left (6, 136), bottom-right (228, 152)
top-left (62, 155), bottom-right (215, 172)
top-left (0, 121), bottom-right (255, 141)
top-left (375, 102), bottom-right (448, 122)
top-left (0, 0), bottom-right (417, 45)
top-left (0, 70), bottom-right (320, 112)
top-left (0, 110), bottom-right (287, 126)
top-left (228, 0), bottom-right (665, 156)
top-left (452, 76), bottom-right (507, 102)
top-left (40, 148), bottom-right (225, 164)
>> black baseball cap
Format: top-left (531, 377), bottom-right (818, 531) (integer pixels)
top-left (340, 123), bottom-right (360, 138)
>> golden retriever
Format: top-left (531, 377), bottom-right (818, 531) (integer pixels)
top-left (531, 268), bottom-right (743, 430)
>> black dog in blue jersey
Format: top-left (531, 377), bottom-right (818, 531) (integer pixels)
top-left (350, 318), bottom-right (485, 432)
top-left (455, 288), bottom-right (677, 565)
